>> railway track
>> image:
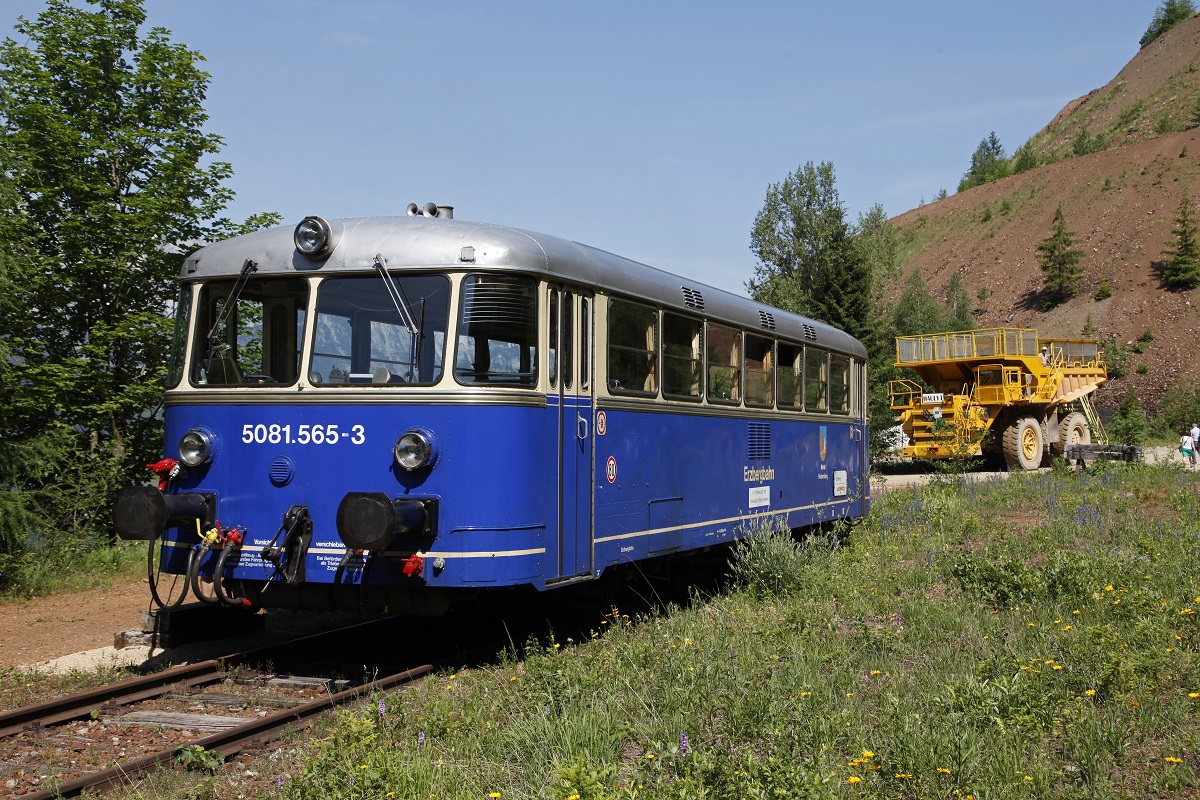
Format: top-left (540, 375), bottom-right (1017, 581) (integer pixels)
top-left (0, 620), bottom-right (434, 799)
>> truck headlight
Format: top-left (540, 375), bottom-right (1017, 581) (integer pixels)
top-left (294, 215), bottom-right (337, 260)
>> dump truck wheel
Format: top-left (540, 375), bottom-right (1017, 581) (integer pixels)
top-left (1003, 417), bottom-right (1044, 470)
top-left (1053, 412), bottom-right (1090, 455)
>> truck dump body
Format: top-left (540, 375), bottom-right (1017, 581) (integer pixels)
top-left (889, 328), bottom-right (1107, 469)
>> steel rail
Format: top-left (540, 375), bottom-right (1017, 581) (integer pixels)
top-left (22, 662), bottom-right (433, 800)
top-left (0, 659), bottom-right (224, 738)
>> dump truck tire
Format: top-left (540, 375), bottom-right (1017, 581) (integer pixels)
top-left (1003, 417), bottom-right (1045, 470)
top-left (1053, 412), bottom-right (1091, 455)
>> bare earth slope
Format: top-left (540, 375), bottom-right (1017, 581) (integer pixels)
top-left (892, 17), bottom-right (1200, 414)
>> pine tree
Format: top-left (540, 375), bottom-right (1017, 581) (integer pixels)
top-left (1036, 206), bottom-right (1084, 309)
top-left (1163, 194), bottom-right (1200, 290)
top-left (958, 132), bottom-right (1011, 192)
top-left (1140, 0), bottom-right (1197, 47)
top-left (943, 272), bottom-right (976, 331)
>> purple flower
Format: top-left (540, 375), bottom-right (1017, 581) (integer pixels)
top-left (418, 731), bottom-right (425, 746)
top-left (349, 775), bottom-right (355, 787)
top-left (379, 697), bottom-right (387, 717)
top-left (680, 729), bottom-right (690, 757)
top-left (277, 775), bottom-right (286, 788)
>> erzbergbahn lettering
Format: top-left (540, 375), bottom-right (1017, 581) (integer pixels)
top-left (112, 205), bottom-right (870, 615)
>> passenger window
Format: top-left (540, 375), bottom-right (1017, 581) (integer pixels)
top-left (829, 354), bottom-right (850, 414)
top-left (804, 347), bottom-right (827, 412)
top-left (662, 313), bottom-right (703, 400)
top-left (455, 275), bottom-right (538, 386)
top-left (777, 342), bottom-right (802, 410)
top-left (745, 335), bottom-right (775, 408)
top-left (608, 298), bottom-right (658, 395)
top-left (707, 323), bottom-right (740, 405)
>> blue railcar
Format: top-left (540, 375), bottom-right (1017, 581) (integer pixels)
top-left (113, 205), bottom-right (869, 614)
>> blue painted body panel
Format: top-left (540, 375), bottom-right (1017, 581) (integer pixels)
top-left (160, 399), bottom-right (868, 591)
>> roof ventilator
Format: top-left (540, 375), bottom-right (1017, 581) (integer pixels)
top-left (802, 323), bottom-right (817, 341)
top-left (681, 286), bottom-right (705, 311)
top-left (758, 310), bottom-right (776, 331)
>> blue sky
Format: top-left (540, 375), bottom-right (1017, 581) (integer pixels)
top-left (3, 1), bottom-right (1155, 294)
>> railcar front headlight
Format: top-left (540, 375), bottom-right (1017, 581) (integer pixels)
top-left (293, 215), bottom-right (336, 260)
top-left (178, 428), bottom-right (214, 467)
top-left (393, 428), bottom-right (439, 471)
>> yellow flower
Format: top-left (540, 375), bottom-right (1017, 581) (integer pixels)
top-left (1053, 665), bottom-right (1063, 671)
top-left (1165, 756), bottom-right (1184, 764)
top-left (490, 794), bottom-right (502, 798)
top-left (894, 773), bottom-right (912, 779)
top-left (1105, 585), bottom-right (1114, 592)
top-left (568, 795), bottom-right (581, 800)
top-left (1062, 625), bottom-right (1073, 631)
top-left (846, 776), bottom-right (862, 785)
top-left (937, 767), bottom-right (951, 774)
top-left (801, 691), bottom-right (811, 697)
top-left (645, 753), bottom-right (655, 760)
top-left (1130, 701), bottom-right (1140, 707)
top-left (1024, 775), bottom-right (1033, 781)
top-left (1189, 692), bottom-right (1199, 699)
top-left (1085, 689), bottom-right (1096, 696)
top-left (1073, 609), bottom-right (1081, 614)
top-left (869, 670), bottom-right (881, 676)
top-left (862, 750), bottom-right (874, 759)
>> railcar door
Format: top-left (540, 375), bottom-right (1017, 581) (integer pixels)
top-left (550, 288), bottom-right (595, 580)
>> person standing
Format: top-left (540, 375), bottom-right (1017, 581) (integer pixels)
top-left (1182, 430), bottom-right (1197, 468)
top-left (1190, 423), bottom-right (1198, 452)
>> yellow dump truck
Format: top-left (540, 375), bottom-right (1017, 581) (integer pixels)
top-left (888, 328), bottom-right (1108, 470)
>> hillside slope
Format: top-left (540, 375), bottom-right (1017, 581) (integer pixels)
top-left (892, 17), bottom-right (1200, 414)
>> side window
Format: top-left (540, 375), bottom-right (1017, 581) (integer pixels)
top-left (804, 347), bottom-right (827, 412)
top-left (830, 353), bottom-right (850, 414)
top-left (662, 313), bottom-right (703, 400)
top-left (549, 292), bottom-right (559, 389)
top-left (608, 298), bottom-right (658, 395)
top-left (707, 323), bottom-right (740, 405)
top-left (777, 342), bottom-right (802, 411)
top-left (455, 275), bottom-right (538, 386)
top-left (745, 334), bottom-right (775, 408)
top-left (166, 285), bottom-right (192, 389)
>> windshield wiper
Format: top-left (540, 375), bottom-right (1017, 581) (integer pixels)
top-left (373, 254), bottom-right (420, 337)
top-left (206, 258), bottom-right (258, 360)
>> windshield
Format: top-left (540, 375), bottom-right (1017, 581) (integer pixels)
top-left (310, 273), bottom-right (450, 386)
top-left (189, 278), bottom-right (309, 386)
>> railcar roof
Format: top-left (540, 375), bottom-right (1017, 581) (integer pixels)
top-left (181, 215), bottom-right (866, 359)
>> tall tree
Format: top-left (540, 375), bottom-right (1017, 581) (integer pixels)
top-left (0, 0), bottom-right (274, 455)
top-left (1036, 206), bottom-right (1084, 309)
top-left (1162, 194), bottom-right (1200, 290)
top-left (749, 161), bottom-right (846, 311)
top-left (1140, 0), bottom-right (1197, 47)
top-left (891, 268), bottom-right (947, 337)
top-left (958, 132), bottom-right (1011, 192)
top-left (0, 0), bottom-right (275, 565)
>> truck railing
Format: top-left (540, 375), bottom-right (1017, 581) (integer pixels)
top-left (896, 328), bottom-right (1039, 364)
top-left (888, 379), bottom-right (925, 410)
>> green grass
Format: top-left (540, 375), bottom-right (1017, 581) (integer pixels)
top-left (118, 464), bottom-right (1200, 799)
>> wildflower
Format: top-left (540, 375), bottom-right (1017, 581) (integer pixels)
top-left (1062, 625), bottom-right (1073, 631)
top-left (1189, 693), bottom-right (1199, 699)
top-left (489, 794), bottom-right (502, 798)
top-left (862, 750), bottom-right (873, 759)
top-left (680, 729), bottom-right (690, 757)
top-left (937, 768), bottom-right (951, 774)
top-left (1085, 689), bottom-right (1096, 696)
top-left (379, 697), bottom-right (387, 717)
top-left (1165, 756), bottom-right (1184, 764)
top-left (801, 691), bottom-right (811, 697)
top-left (645, 753), bottom-right (655, 760)
top-left (847, 776), bottom-right (862, 784)
top-left (418, 731), bottom-right (425, 746)
top-left (1024, 775), bottom-right (1033, 781)
top-left (1130, 701), bottom-right (1140, 707)
top-left (567, 795), bottom-right (581, 800)
top-left (1105, 585), bottom-right (1114, 592)
top-left (349, 776), bottom-right (355, 787)
top-left (277, 775), bottom-right (286, 788)
top-left (1053, 665), bottom-right (1063, 671)
top-left (1073, 609), bottom-right (1081, 615)
top-left (1181, 608), bottom-right (1195, 615)
top-left (553, 643), bottom-right (561, 649)
top-left (1168, 648), bottom-right (1175, 653)
top-left (894, 773), bottom-right (912, 779)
